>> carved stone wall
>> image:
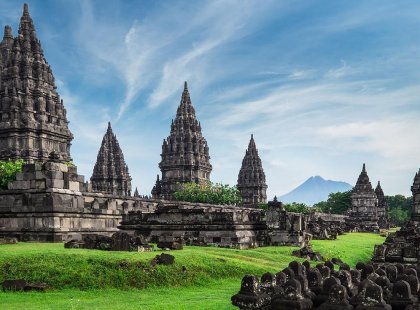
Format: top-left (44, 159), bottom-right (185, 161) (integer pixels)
top-left (0, 163), bottom-right (157, 241)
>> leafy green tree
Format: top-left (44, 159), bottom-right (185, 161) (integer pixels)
top-left (0, 159), bottom-right (25, 189)
top-left (174, 181), bottom-right (241, 205)
top-left (283, 202), bottom-right (311, 215)
top-left (313, 190), bottom-right (352, 214)
top-left (386, 194), bottom-right (412, 225)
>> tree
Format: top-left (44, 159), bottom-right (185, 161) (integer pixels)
top-left (386, 194), bottom-right (412, 226)
top-left (283, 202), bottom-right (311, 215)
top-left (313, 190), bottom-right (352, 214)
top-left (0, 159), bottom-right (25, 189)
top-left (174, 181), bottom-right (241, 205)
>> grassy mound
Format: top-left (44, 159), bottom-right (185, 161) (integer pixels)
top-left (0, 233), bottom-right (384, 290)
top-left (0, 232), bottom-right (385, 309)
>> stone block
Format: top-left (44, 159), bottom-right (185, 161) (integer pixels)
top-left (43, 162), bottom-right (68, 173)
top-left (68, 166), bottom-right (78, 174)
top-left (35, 171), bottom-right (47, 180)
top-left (46, 179), bottom-right (64, 189)
top-left (44, 171), bottom-right (63, 180)
top-left (8, 181), bottom-right (31, 190)
top-left (15, 172), bottom-right (24, 181)
top-left (68, 181), bottom-right (80, 191)
top-left (77, 175), bottom-right (85, 183)
top-left (23, 173), bottom-right (35, 181)
top-left (34, 180), bottom-right (46, 190)
top-left (22, 164), bottom-right (36, 173)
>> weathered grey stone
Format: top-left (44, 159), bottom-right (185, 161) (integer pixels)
top-left (0, 237), bottom-right (17, 244)
top-left (231, 275), bottom-right (270, 310)
top-left (2, 279), bottom-right (26, 291)
top-left (150, 253), bottom-right (175, 266)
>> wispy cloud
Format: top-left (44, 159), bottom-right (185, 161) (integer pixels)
top-left (5, 0), bottom-right (419, 196)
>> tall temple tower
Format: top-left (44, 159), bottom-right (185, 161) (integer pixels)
top-left (237, 135), bottom-right (267, 207)
top-left (411, 169), bottom-right (420, 222)
top-left (0, 4), bottom-right (73, 163)
top-left (348, 163), bottom-right (379, 231)
top-left (375, 181), bottom-right (389, 229)
top-left (91, 122), bottom-right (132, 196)
top-left (152, 82), bottom-right (212, 199)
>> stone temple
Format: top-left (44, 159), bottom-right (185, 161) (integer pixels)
top-left (347, 163), bottom-right (380, 231)
top-left (237, 135), bottom-right (267, 207)
top-left (90, 122), bottom-right (132, 196)
top-left (152, 82), bottom-right (212, 200)
top-left (0, 4), bottom-right (73, 163)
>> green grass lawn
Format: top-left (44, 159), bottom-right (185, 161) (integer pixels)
top-left (0, 232), bottom-right (385, 309)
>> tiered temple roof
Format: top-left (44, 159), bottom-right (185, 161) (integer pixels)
top-left (0, 4), bottom-right (73, 162)
top-left (91, 122), bottom-right (132, 196)
top-left (152, 82), bottom-right (212, 199)
top-left (237, 134), bottom-right (267, 207)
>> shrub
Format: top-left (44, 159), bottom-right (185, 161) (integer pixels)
top-left (174, 181), bottom-right (241, 205)
top-left (283, 202), bottom-right (311, 215)
top-left (0, 159), bottom-right (25, 189)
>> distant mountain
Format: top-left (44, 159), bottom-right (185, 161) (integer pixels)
top-left (279, 176), bottom-right (352, 206)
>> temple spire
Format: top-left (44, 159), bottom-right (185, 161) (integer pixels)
top-left (91, 122), bottom-right (132, 196)
top-left (154, 82), bottom-right (212, 199)
top-left (237, 135), bottom-right (267, 207)
top-left (0, 2), bottom-right (72, 162)
top-left (362, 163), bottom-right (366, 173)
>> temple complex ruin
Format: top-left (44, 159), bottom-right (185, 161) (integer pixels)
top-left (152, 82), bottom-right (212, 200)
top-left (237, 135), bottom-right (268, 207)
top-left (0, 4), bottom-right (410, 248)
top-left (372, 169), bottom-right (420, 264)
top-left (90, 122), bottom-right (132, 196)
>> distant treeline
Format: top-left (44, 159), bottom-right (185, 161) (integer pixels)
top-left (261, 190), bottom-right (412, 226)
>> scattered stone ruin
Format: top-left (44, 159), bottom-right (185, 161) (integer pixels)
top-left (119, 201), bottom-right (267, 249)
top-left (119, 197), bottom-right (310, 249)
top-left (64, 231), bottom-right (151, 252)
top-left (373, 169), bottom-right (420, 264)
top-left (265, 197), bottom-right (309, 246)
top-left (231, 259), bottom-right (420, 309)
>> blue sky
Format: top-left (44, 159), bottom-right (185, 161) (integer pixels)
top-left (1, 1), bottom-right (419, 197)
